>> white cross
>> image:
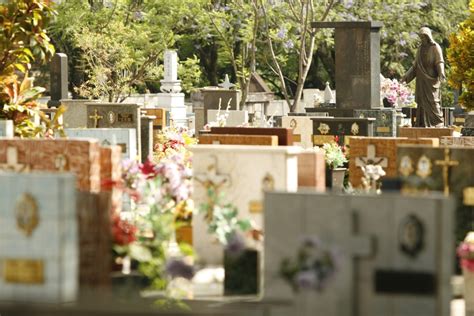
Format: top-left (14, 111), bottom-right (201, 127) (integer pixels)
top-left (0, 147), bottom-right (30, 172)
top-left (218, 74), bottom-right (235, 90)
top-left (355, 144), bottom-right (388, 169)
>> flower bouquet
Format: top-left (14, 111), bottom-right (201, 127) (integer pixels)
top-left (280, 236), bottom-right (339, 292)
top-left (380, 76), bottom-right (415, 108)
top-left (457, 232), bottom-right (474, 311)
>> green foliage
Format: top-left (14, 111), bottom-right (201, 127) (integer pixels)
top-left (0, 0), bottom-right (55, 78)
top-left (447, 1), bottom-right (474, 109)
top-left (199, 186), bottom-right (251, 246)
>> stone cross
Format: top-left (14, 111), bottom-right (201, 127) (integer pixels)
top-left (355, 144), bottom-right (388, 169)
top-left (0, 147), bottom-right (30, 172)
top-left (89, 109), bottom-right (104, 128)
top-left (218, 74), bottom-right (235, 90)
top-left (47, 53), bottom-right (68, 108)
top-left (435, 147), bottom-right (459, 196)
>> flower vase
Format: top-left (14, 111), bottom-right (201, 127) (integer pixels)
top-left (326, 167), bottom-right (346, 191)
top-left (224, 248), bottom-right (259, 296)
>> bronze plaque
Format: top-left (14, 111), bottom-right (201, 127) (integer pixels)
top-left (118, 113), bottom-right (134, 123)
top-left (377, 126), bottom-right (391, 133)
top-left (4, 259), bottom-right (44, 284)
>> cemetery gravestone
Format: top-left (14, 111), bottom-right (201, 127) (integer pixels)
top-left (190, 145), bottom-right (300, 264)
top-left (207, 109), bottom-right (249, 127)
top-left (61, 99), bottom-right (99, 128)
top-left (140, 115), bottom-right (155, 162)
top-left (0, 173), bottom-right (78, 303)
top-left (282, 116), bottom-right (313, 149)
top-left (264, 191), bottom-right (454, 316)
top-left (297, 150), bottom-right (326, 189)
top-left (65, 128), bottom-right (138, 160)
top-left (198, 134), bottom-right (278, 146)
top-left (0, 139), bottom-right (101, 192)
top-left (312, 22), bottom-right (383, 109)
top-left (354, 108), bottom-right (399, 137)
top-left (348, 137), bottom-right (439, 188)
top-left (86, 103), bottom-right (141, 159)
top-left (48, 53), bottom-right (68, 108)
top-left (397, 145), bottom-right (474, 244)
top-left (311, 117), bottom-right (375, 145)
top-left (209, 127), bottom-right (294, 146)
top-left (398, 127), bottom-right (454, 139)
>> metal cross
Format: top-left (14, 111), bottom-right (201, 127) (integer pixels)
top-left (435, 147), bottom-right (459, 196)
top-left (89, 109), bottom-right (104, 128)
top-left (355, 144), bottom-right (388, 169)
top-left (0, 147), bottom-right (30, 172)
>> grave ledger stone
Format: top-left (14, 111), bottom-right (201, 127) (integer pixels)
top-left (398, 127), bottom-right (454, 139)
top-left (0, 139), bottom-right (101, 192)
top-left (198, 134), bottom-right (278, 146)
top-left (191, 145), bottom-right (300, 264)
top-left (209, 127), bottom-right (294, 146)
top-left (264, 191), bottom-right (454, 316)
top-left (48, 53), bottom-right (68, 108)
top-left (0, 173), bottom-right (78, 303)
top-left (312, 21), bottom-right (383, 109)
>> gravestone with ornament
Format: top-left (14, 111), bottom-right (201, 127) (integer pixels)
top-left (198, 134), bottom-right (278, 146)
top-left (281, 116), bottom-right (313, 149)
top-left (264, 191), bottom-right (454, 316)
top-left (399, 127), bottom-right (454, 139)
top-left (354, 108), bottom-right (400, 137)
top-left (0, 172), bottom-right (78, 303)
top-left (311, 117), bottom-right (375, 146)
top-left (85, 102), bottom-right (141, 160)
top-left (47, 53), bottom-right (69, 108)
top-left (209, 127), bottom-right (294, 146)
top-left (397, 145), bottom-right (474, 245)
top-left (190, 145), bottom-right (300, 265)
top-left (61, 99), bottom-right (100, 128)
top-left (207, 109), bottom-right (249, 127)
top-left (348, 137), bottom-right (439, 188)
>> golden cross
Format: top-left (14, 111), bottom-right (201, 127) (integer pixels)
top-left (435, 148), bottom-right (459, 196)
top-left (89, 109), bottom-right (103, 128)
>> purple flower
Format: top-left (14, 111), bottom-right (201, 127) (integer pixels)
top-left (277, 27), bottom-right (287, 39)
top-left (225, 233), bottom-right (247, 257)
top-left (283, 40), bottom-right (294, 49)
top-left (399, 39), bottom-right (407, 47)
top-left (165, 259), bottom-right (195, 280)
top-left (294, 270), bottom-right (317, 290)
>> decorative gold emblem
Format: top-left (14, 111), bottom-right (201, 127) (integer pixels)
top-left (289, 119), bottom-right (297, 129)
top-left (318, 123), bottom-right (330, 135)
top-left (463, 187), bottom-right (474, 206)
top-left (416, 155), bottom-right (432, 179)
top-left (4, 259), bottom-right (44, 284)
top-left (399, 156), bottom-right (414, 177)
top-left (381, 113), bottom-right (387, 121)
top-left (435, 147), bottom-right (459, 196)
top-left (15, 193), bottom-right (39, 237)
top-left (89, 109), bottom-right (103, 128)
top-left (107, 111), bottom-right (116, 124)
top-left (54, 154), bottom-right (69, 171)
top-left (351, 122), bottom-right (360, 135)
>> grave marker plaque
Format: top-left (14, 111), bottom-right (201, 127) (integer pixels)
top-left (48, 53), bottom-right (68, 108)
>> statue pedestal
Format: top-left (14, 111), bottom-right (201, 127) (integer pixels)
top-left (156, 93), bottom-right (187, 127)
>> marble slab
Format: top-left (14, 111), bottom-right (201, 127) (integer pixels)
top-left (0, 172), bottom-right (78, 303)
top-left (61, 99), bottom-right (99, 128)
top-left (190, 145), bottom-right (301, 265)
top-left (65, 128), bottom-right (137, 160)
top-left (399, 127), bottom-right (454, 139)
top-left (207, 109), bottom-right (249, 126)
top-left (264, 191), bottom-right (454, 316)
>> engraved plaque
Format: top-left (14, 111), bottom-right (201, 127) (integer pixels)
top-left (4, 259), bottom-right (44, 284)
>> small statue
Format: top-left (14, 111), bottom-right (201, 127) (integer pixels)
top-left (401, 27), bottom-right (445, 127)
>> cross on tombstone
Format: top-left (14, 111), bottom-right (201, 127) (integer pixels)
top-left (435, 147), bottom-right (459, 196)
top-left (355, 144), bottom-right (388, 169)
top-left (194, 155), bottom-right (231, 221)
top-left (89, 109), bottom-right (104, 128)
top-left (54, 154), bottom-right (68, 171)
top-left (0, 147), bottom-right (30, 172)
top-left (218, 74), bottom-right (235, 90)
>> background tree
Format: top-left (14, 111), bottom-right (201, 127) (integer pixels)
top-left (447, 0), bottom-right (474, 109)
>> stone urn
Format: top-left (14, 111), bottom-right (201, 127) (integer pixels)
top-left (462, 232), bottom-right (474, 313)
top-left (326, 167), bottom-right (346, 191)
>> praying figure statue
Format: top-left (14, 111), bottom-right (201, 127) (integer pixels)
top-left (402, 27), bottom-right (445, 127)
